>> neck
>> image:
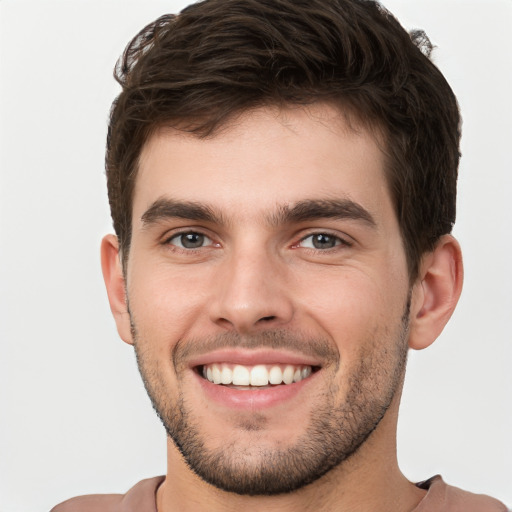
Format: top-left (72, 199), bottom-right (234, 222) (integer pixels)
top-left (156, 396), bottom-right (426, 512)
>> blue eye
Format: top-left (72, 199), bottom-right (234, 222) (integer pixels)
top-left (168, 232), bottom-right (213, 249)
top-left (300, 233), bottom-right (343, 249)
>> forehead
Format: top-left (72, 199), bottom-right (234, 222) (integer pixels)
top-left (134, 104), bottom-right (392, 225)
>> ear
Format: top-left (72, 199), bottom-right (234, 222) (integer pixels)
top-left (100, 234), bottom-right (133, 345)
top-left (408, 234), bottom-right (463, 350)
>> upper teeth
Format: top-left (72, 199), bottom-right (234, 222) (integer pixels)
top-left (202, 363), bottom-right (312, 386)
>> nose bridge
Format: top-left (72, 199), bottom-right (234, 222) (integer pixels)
top-left (211, 241), bottom-right (293, 332)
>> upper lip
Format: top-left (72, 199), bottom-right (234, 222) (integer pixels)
top-left (187, 349), bottom-right (324, 369)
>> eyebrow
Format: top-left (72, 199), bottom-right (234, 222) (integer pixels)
top-left (140, 197), bottom-right (376, 229)
top-left (141, 198), bottom-right (225, 227)
top-left (269, 199), bottom-right (377, 228)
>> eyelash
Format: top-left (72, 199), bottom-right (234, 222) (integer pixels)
top-left (162, 230), bottom-right (352, 252)
top-left (163, 231), bottom-right (216, 250)
top-left (295, 232), bottom-right (352, 251)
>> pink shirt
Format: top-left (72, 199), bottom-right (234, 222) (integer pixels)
top-left (51, 475), bottom-right (508, 511)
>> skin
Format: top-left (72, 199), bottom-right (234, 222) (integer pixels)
top-left (102, 104), bottom-right (463, 511)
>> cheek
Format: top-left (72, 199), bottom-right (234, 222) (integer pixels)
top-left (293, 266), bottom-right (408, 355)
top-left (127, 263), bottom-right (213, 345)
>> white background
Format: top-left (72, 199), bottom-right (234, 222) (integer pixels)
top-left (0, 1), bottom-right (510, 510)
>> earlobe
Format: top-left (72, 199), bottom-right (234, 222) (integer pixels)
top-left (100, 234), bottom-right (134, 345)
top-left (408, 235), bottom-right (464, 350)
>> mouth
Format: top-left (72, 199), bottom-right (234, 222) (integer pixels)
top-left (187, 349), bottom-right (325, 408)
top-left (197, 363), bottom-right (319, 389)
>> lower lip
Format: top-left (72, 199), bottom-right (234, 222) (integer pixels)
top-left (194, 370), bottom-right (319, 410)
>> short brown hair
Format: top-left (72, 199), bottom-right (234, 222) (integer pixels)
top-left (106, 0), bottom-right (461, 280)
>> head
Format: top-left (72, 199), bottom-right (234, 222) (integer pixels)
top-left (101, 0), bottom-right (463, 498)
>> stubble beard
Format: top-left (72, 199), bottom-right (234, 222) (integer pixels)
top-left (131, 300), bottom-right (410, 496)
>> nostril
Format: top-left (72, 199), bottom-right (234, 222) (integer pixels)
top-left (260, 316), bottom-right (276, 322)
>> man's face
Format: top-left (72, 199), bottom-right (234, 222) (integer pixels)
top-left (123, 105), bottom-right (413, 494)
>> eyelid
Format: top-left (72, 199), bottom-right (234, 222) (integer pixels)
top-left (162, 229), bottom-right (217, 249)
top-left (293, 230), bottom-right (353, 249)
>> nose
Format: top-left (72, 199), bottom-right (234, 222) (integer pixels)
top-left (209, 245), bottom-right (294, 333)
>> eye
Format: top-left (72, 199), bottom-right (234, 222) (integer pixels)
top-left (299, 233), bottom-right (346, 250)
top-left (167, 232), bottom-right (214, 249)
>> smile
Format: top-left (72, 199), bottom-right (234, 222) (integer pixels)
top-left (201, 363), bottom-right (314, 387)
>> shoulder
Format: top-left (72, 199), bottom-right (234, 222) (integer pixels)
top-left (50, 494), bottom-right (122, 512)
top-left (50, 476), bottom-right (165, 512)
top-left (416, 475), bottom-right (509, 512)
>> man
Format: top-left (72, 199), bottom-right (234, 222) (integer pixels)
top-left (51, 0), bottom-right (508, 510)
